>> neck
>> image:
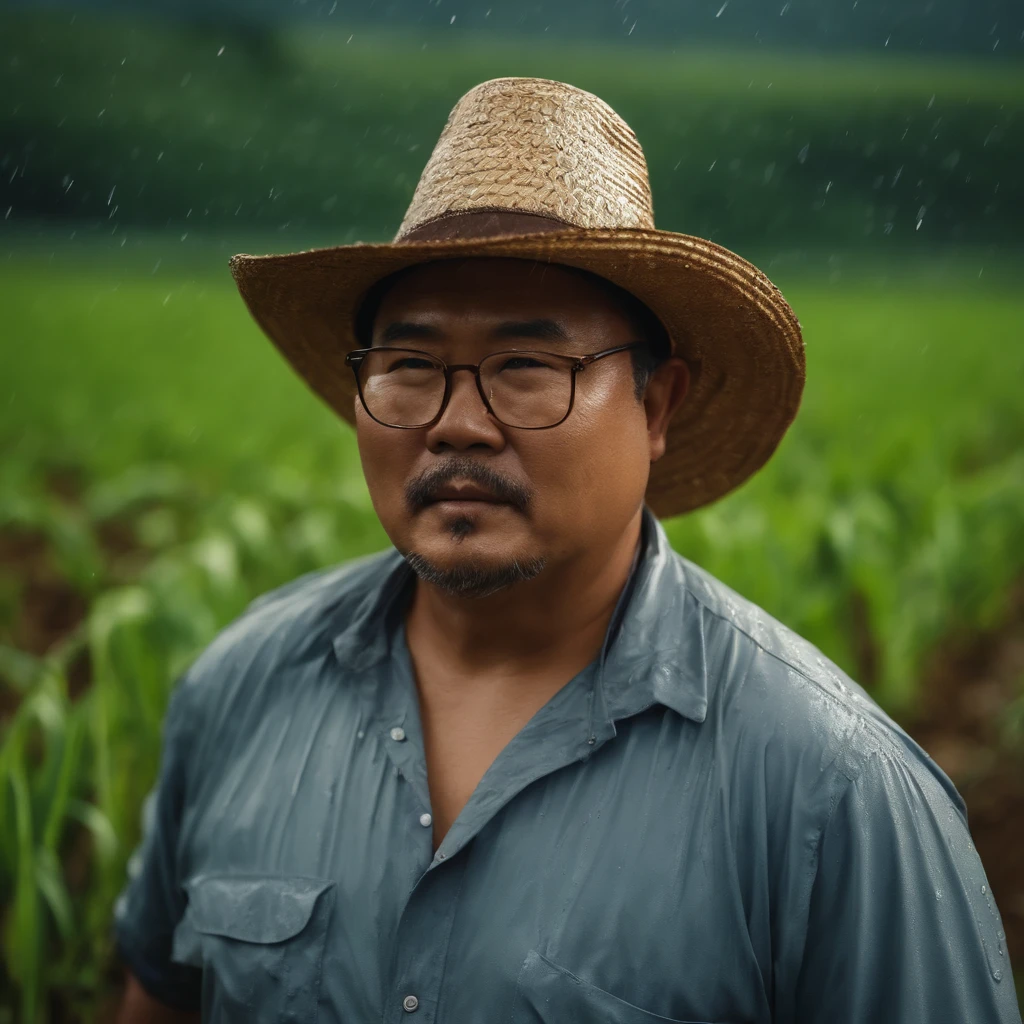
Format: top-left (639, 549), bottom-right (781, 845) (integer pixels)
top-left (404, 510), bottom-right (643, 681)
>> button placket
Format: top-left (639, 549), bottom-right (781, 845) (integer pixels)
top-left (387, 849), bottom-right (467, 1024)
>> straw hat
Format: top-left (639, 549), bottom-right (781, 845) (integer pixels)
top-left (229, 77), bottom-right (804, 518)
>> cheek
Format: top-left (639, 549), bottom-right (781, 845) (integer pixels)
top-left (537, 386), bottom-right (650, 503)
top-left (355, 416), bottom-right (414, 501)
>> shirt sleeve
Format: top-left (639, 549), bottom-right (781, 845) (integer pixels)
top-left (113, 679), bottom-right (202, 1012)
top-left (794, 748), bottom-right (1022, 1024)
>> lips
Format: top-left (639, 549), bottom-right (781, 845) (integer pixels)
top-left (430, 483), bottom-right (506, 503)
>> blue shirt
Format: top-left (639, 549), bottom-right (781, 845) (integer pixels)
top-left (115, 505), bottom-right (1021, 1023)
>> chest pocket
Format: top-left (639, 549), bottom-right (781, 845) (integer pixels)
top-left (510, 950), bottom-right (724, 1024)
top-left (172, 874), bottom-right (335, 1024)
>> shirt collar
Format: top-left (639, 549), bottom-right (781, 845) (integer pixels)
top-left (594, 505), bottom-right (709, 728)
top-left (330, 504), bottom-right (707, 726)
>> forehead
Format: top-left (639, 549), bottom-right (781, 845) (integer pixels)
top-left (371, 258), bottom-right (634, 335)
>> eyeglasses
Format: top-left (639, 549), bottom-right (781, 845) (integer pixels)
top-left (344, 343), bottom-right (645, 430)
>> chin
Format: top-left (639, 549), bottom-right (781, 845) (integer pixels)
top-left (403, 529), bottom-right (547, 600)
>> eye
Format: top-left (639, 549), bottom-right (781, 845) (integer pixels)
top-left (498, 355), bottom-right (553, 371)
top-left (387, 356), bottom-right (436, 371)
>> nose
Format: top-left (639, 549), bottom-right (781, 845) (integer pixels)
top-left (424, 366), bottom-right (506, 452)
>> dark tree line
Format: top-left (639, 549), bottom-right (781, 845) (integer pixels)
top-left (12, 0), bottom-right (1024, 60)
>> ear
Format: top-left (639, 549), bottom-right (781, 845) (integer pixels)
top-left (644, 357), bottom-right (690, 463)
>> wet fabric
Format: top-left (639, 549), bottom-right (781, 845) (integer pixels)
top-left (115, 505), bottom-right (1021, 1024)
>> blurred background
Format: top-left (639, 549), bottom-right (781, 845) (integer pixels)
top-left (1, 0), bottom-right (1022, 1019)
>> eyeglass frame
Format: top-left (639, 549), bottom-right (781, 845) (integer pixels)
top-left (343, 342), bottom-right (647, 430)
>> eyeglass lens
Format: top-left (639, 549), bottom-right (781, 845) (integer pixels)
top-left (357, 349), bottom-right (573, 428)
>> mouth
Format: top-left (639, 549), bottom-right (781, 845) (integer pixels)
top-left (426, 482), bottom-right (511, 507)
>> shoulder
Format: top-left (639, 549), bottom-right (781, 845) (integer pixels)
top-left (675, 552), bottom-right (963, 815)
top-left (175, 547), bottom-right (402, 726)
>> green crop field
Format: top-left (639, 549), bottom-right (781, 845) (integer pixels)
top-left (2, 10), bottom-right (1024, 1019)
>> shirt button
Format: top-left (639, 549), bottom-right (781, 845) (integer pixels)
top-left (402, 994), bottom-right (419, 1012)
top-left (390, 726), bottom-right (406, 742)
top-left (419, 813), bottom-right (432, 828)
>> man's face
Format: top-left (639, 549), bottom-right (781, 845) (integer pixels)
top-left (354, 257), bottom-right (682, 598)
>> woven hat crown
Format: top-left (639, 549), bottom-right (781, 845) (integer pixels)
top-left (395, 77), bottom-right (656, 240)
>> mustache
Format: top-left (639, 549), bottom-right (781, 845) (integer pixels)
top-left (406, 458), bottom-right (532, 514)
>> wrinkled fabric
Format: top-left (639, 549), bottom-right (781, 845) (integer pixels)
top-left (115, 505), bottom-right (1021, 1024)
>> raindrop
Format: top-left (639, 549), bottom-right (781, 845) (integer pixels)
top-left (993, 970), bottom-right (1002, 982)
top-left (935, 889), bottom-right (943, 900)
top-left (108, 186), bottom-right (116, 206)
top-left (779, 2), bottom-right (790, 13)
top-left (797, 143), bottom-right (809, 163)
top-left (450, 14), bottom-right (456, 23)
top-left (884, 34), bottom-right (890, 46)
top-left (708, 159), bottom-right (717, 171)
top-left (716, 1), bottom-right (728, 16)
top-left (217, 45), bottom-right (225, 56)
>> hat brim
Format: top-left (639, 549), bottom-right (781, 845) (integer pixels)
top-left (229, 227), bottom-right (804, 518)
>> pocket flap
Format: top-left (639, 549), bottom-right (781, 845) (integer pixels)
top-left (184, 874), bottom-right (334, 945)
top-left (513, 950), bottom-right (718, 1024)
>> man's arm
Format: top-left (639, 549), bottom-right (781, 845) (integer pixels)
top-left (116, 973), bottom-right (200, 1024)
top-left (112, 681), bottom-right (203, 1016)
top-left (793, 748), bottom-right (1021, 1023)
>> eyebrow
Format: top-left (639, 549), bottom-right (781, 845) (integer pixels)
top-left (379, 321), bottom-right (444, 344)
top-left (376, 318), bottom-right (571, 346)
top-left (491, 319), bottom-right (570, 342)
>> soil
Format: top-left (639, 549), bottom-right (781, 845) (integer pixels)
top-left (906, 586), bottom-right (1024, 977)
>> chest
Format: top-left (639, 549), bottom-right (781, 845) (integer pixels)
top-left (179, 688), bottom-right (778, 1024)
top-left (417, 677), bottom-right (567, 848)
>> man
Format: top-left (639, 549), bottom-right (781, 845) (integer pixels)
top-left (115, 78), bottom-right (1020, 1023)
